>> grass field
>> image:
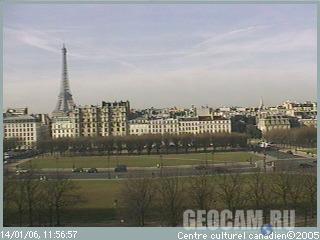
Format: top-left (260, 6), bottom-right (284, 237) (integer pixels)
top-left (65, 173), bottom-right (313, 225)
top-left (5, 173), bottom-right (316, 226)
top-left (19, 152), bottom-right (262, 169)
top-left (299, 148), bottom-right (317, 155)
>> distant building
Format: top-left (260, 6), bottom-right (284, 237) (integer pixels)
top-left (299, 118), bottom-right (317, 128)
top-left (129, 116), bottom-right (231, 135)
top-left (51, 115), bottom-right (77, 139)
top-left (257, 115), bottom-right (291, 133)
top-left (5, 107), bottom-right (28, 117)
top-left (4, 114), bottom-right (50, 149)
top-left (51, 101), bottom-right (130, 138)
top-left (179, 116), bottom-right (231, 134)
top-left (196, 106), bottom-right (212, 117)
top-left (149, 118), bottom-right (179, 135)
top-left (283, 101), bottom-right (317, 118)
top-left (129, 118), bottom-right (150, 135)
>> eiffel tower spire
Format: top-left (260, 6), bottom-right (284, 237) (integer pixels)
top-left (52, 44), bottom-right (75, 117)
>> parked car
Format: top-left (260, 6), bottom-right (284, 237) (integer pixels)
top-left (86, 168), bottom-right (98, 173)
top-left (114, 165), bottom-right (127, 172)
top-left (195, 165), bottom-right (208, 170)
top-left (39, 175), bottom-right (47, 181)
top-left (15, 169), bottom-right (29, 175)
top-left (72, 168), bottom-right (84, 173)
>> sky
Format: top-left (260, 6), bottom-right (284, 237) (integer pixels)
top-left (3, 3), bottom-right (317, 113)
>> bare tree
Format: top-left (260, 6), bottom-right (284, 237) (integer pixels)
top-left (271, 172), bottom-right (292, 208)
top-left (23, 170), bottom-right (41, 226)
top-left (44, 175), bottom-right (81, 226)
top-left (247, 171), bottom-right (277, 224)
top-left (247, 171), bottom-right (269, 209)
top-left (119, 178), bottom-right (155, 226)
top-left (4, 176), bottom-right (19, 226)
top-left (10, 178), bottom-right (27, 226)
top-left (157, 176), bottom-right (185, 226)
top-left (303, 174), bottom-right (316, 220)
top-left (217, 173), bottom-right (246, 216)
top-left (189, 173), bottom-right (215, 211)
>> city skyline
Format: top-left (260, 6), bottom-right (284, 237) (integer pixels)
top-left (4, 3), bottom-right (317, 113)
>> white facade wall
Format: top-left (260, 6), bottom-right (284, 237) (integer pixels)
top-left (179, 120), bottom-right (231, 134)
top-left (4, 116), bottom-right (47, 149)
top-left (128, 118), bottom-right (231, 135)
top-left (51, 116), bottom-right (77, 139)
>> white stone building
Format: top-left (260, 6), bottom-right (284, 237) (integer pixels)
top-left (4, 115), bottom-right (49, 149)
top-left (129, 116), bottom-right (231, 135)
top-left (51, 116), bottom-right (77, 139)
top-left (51, 101), bottom-right (130, 138)
top-left (257, 115), bottom-right (291, 133)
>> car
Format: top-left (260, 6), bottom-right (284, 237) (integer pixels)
top-left (39, 175), bottom-right (47, 181)
top-left (114, 165), bottom-right (127, 172)
top-left (15, 169), bottom-right (29, 175)
top-left (86, 168), bottom-right (98, 173)
top-left (299, 163), bottom-right (313, 168)
top-left (72, 168), bottom-right (84, 173)
top-left (195, 165), bottom-right (208, 170)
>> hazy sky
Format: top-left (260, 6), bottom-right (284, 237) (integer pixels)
top-left (4, 3), bottom-right (317, 113)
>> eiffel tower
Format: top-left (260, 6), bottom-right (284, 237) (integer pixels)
top-left (52, 44), bottom-right (75, 117)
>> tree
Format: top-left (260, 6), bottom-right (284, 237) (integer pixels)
top-left (217, 173), bottom-right (246, 216)
top-left (24, 170), bottom-right (41, 226)
top-left (189, 173), bottom-right (215, 215)
top-left (4, 176), bottom-right (18, 226)
top-left (120, 178), bottom-right (155, 226)
top-left (157, 176), bottom-right (185, 226)
top-left (4, 138), bottom-right (20, 152)
top-left (271, 172), bottom-right (292, 208)
top-left (246, 124), bottom-right (262, 139)
top-left (264, 127), bottom-right (316, 148)
top-left (44, 176), bottom-right (81, 226)
top-left (247, 171), bottom-right (268, 209)
top-left (170, 135), bottom-right (180, 154)
top-left (11, 179), bottom-right (27, 226)
top-left (303, 174), bottom-right (316, 220)
top-left (181, 134), bottom-right (192, 153)
top-left (247, 171), bottom-right (275, 224)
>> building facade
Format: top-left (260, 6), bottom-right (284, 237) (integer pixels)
top-left (4, 115), bottom-right (49, 149)
top-left (257, 115), bottom-right (291, 133)
top-left (129, 116), bottom-right (231, 135)
top-left (51, 101), bottom-right (130, 138)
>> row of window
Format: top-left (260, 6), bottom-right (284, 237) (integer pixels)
top-left (5, 123), bottom-right (35, 127)
top-left (4, 134), bottom-right (34, 141)
top-left (4, 128), bottom-right (34, 132)
top-left (53, 127), bottom-right (126, 135)
top-left (132, 124), bottom-right (230, 131)
top-left (131, 129), bottom-right (230, 134)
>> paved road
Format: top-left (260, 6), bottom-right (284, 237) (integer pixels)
top-left (7, 159), bottom-right (316, 180)
top-left (8, 163), bottom-right (260, 180)
top-left (5, 150), bottom-right (316, 180)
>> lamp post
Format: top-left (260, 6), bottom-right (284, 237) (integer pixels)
top-left (211, 150), bottom-right (215, 174)
top-left (160, 154), bottom-right (163, 177)
top-left (107, 155), bottom-right (111, 179)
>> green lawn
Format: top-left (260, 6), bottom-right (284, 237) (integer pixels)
top-left (20, 152), bottom-right (262, 169)
top-left (75, 180), bottom-right (122, 209)
top-left (5, 173), bottom-right (316, 226)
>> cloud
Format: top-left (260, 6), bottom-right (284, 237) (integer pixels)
top-left (4, 27), bottom-right (61, 53)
